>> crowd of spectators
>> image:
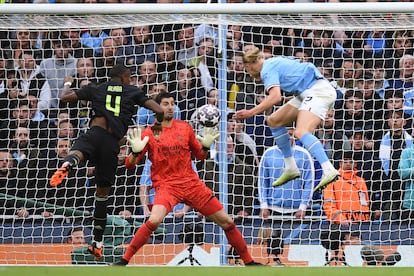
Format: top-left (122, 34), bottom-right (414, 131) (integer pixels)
top-left (1, 2), bottom-right (414, 234)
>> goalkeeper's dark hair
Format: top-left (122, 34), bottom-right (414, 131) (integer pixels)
top-left (155, 91), bottom-right (175, 104)
top-left (109, 64), bottom-right (130, 79)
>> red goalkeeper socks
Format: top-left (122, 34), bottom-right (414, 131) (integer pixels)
top-left (224, 222), bottom-right (253, 264)
top-left (122, 220), bottom-right (157, 262)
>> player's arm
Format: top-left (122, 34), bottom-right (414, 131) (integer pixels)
top-left (234, 85), bottom-right (282, 119)
top-left (125, 128), bottom-right (149, 169)
top-left (60, 76), bottom-right (79, 103)
top-left (144, 99), bottom-right (164, 124)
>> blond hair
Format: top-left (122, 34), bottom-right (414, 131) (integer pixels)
top-left (243, 48), bottom-right (262, 64)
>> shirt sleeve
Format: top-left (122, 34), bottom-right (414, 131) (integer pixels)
top-left (75, 83), bottom-right (95, 101)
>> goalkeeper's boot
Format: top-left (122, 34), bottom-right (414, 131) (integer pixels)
top-left (272, 168), bottom-right (300, 187)
top-left (245, 260), bottom-right (265, 266)
top-left (88, 241), bottom-right (104, 260)
top-left (313, 170), bottom-right (340, 193)
top-left (50, 162), bottom-right (71, 187)
top-left (112, 258), bottom-right (128, 266)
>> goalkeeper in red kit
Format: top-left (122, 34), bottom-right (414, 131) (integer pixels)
top-left (115, 92), bottom-right (261, 266)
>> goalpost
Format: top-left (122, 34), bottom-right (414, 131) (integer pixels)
top-left (1, 2), bottom-right (414, 266)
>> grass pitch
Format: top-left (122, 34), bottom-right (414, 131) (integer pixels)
top-left (1, 266), bottom-right (413, 276)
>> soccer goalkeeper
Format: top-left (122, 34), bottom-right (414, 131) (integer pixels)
top-left (49, 64), bottom-right (164, 260)
top-left (115, 91), bottom-right (261, 266)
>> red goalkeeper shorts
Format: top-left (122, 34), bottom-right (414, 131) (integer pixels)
top-left (153, 179), bottom-right (223, 216)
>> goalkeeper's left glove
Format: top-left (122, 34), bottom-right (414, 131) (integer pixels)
top-left (196, 127), bottom-right (219, 151)
top-left (127, 128), bottom-right (149, 156)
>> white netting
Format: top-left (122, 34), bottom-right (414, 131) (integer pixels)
top-left (1, 2), bottom-right (414, 267)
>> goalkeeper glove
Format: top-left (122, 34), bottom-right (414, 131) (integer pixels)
top-left (196, 127), bottom-right (219, 151)
top-left (127, 128), bottom-right (149, 156)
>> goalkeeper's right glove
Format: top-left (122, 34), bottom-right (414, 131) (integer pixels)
top-left (127, 128), bottom-right (149, 156)
top-left (196, 127), bottom-right (219, 151)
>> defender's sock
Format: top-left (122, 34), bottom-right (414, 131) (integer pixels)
top-left (271, 127), bottom-right (294, 158)
top-left (63, 154), bottom-right (80, 170)
top-left (93, 196), bottom-right (108, 243)
top-left (300, 132), bottom-right (330, 165)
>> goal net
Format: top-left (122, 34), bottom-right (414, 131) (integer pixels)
top-left (1, 2), bottom-right (414, 266)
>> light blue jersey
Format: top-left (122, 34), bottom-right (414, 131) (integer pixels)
top-left (136, 105), bottom-right (181, 126)
top-left (258, 145), bottom-right (314, 211)
top-left (261, 57), bottom-right (324, 95)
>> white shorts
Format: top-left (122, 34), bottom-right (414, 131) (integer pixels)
top-left (287, 79), bottom-right (336, 120)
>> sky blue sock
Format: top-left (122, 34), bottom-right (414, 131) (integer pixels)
top-left (300, 132), bottom-right (329, 164)
top-left (271, 127), bottom-right (293, 158)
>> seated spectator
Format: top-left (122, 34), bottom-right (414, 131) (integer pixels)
top-left (15, 50), bottom-right (52, 114)
top-left (363, 29), bottom-right (387, 59)
top-left (9, 127), bottom-right (39, 169)
top-left (62, 29), bottom-right (94, 59)
top-left (132, 60), bottom-right (158, 94)
top-left (333, 58), bottom-right (362, 94)
top-left (379, 110), bottom-right (412, 221)
top-left (120, 25), bottom-right (156, 71)
top-left (3, 29), bottom-right (43, 69)
top-left (27, 94), bottom-right (47, 123)
top-left (39, 34), bottom-right (77, 110)
top-left (155, 41), bottom-right (182, 87)
top-left (355, 71), bottom-right (385, 143)
top-left (389, 54), bottom-right (414, 90)
top-left (173, 67), bottom-right (206, 122)
top-left (227, 111), bottom-right (259, 167)
top-left (227, 52), bottom-right (256, 111)
top-left (0, 99), bottom-right (48, 149)
top-left (198, 135), bottom-right (256, 219)
top-left (323, 151), bottom-right (381, 226)
top-left (80, 28), bottom-right (109, 56)
top-left (176, 24), bottom-right (197, 67)
top-left (110, 27), bottom-right (129, 58)
top-left (383, 30), bottom-right (413, 79)
top-left (334, 89), bottom-right (373, 139)
top-left (227, 25), bottom-right (243, 55)
top-left (397, 143), bottom-right (414, 224)
top-left (55, 118), bottom-right (77, 140)
top-left (66, 226), bottom-right (87, 245)
top-left (0, 149), bottom-right (21, 217)
top-left (348, 129), bottom-right (382, 212)
top-left (372, 60), bottom-right (390, 98)
top-left (95, 37), bottom-right (118, 83)
top-left (188, 37), bottom-right (217, 93)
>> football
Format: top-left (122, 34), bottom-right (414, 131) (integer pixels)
top-left (196, 104), bottom-right (221, 127)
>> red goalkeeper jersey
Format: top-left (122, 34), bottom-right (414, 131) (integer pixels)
top-left (128, 119), bottom-right (207, 188)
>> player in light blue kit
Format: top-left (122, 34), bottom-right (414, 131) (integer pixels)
top-left (234, 48), bottom-right (338, 192)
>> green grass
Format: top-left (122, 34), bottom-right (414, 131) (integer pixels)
top-left (1, 266), bottom-right (413, 276)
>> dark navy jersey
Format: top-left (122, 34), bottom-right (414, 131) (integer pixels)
top-left (76, 80), bottom-right (150, 140)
